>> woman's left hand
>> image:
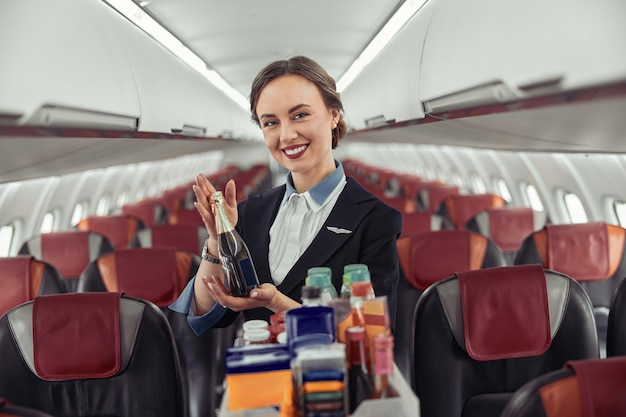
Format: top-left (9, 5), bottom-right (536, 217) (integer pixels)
top-left (204, 275), bottom-right (300, 313)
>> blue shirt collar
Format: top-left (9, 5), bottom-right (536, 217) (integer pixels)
top-left (283, 160), bottom-right (344, 206)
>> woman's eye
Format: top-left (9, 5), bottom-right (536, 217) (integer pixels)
top-left (263, 120), bottom-right (277, 127)
top-left (293, 112), bottom-right (309, 120)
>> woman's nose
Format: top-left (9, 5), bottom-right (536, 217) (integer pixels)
top-left (280, 122), bottom-right (298, 141)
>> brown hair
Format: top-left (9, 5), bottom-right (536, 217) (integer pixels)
top-left (249, 56), bottom-right (346, 148)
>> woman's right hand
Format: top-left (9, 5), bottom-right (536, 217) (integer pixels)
top-left (193, 174), bottom-right (238, 238)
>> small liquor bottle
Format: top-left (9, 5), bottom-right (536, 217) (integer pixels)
top-left (370, 334), bottom-right (400, 399)
top-left (212, 191), bottom-right (260, 297)
top-left (347, 326), bottom-right (373, 413)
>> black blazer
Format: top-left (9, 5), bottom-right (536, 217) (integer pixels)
top-left (214, 177), bottom-right (402, 328)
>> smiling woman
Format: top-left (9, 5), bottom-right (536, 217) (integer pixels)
top-left (169, 55), bottom-right (403, 334)
top-left (2, 1), bottom-right (626, 416)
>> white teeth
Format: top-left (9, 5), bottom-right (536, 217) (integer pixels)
top-left (284, 145), bottom-right (306, 155)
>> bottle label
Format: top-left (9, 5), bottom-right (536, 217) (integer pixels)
top-left (238, 257), bottom-right (259, 287)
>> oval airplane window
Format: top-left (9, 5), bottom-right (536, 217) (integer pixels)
top-left (524, 184), bottom-right (544, 212)
top-left (563, 192), bottom-right (588, 223)
top-left (96, 195), bottom-right (111, 216)
top-left (0, 223), bottom-right (15, 257)
top-left (117, 189), bottom-right (130, 209)
top-left (471, 174), bottom-right (486, 194)
top-left (40, 211), bottom-right (57, 233)
top-left (70, 201), bottom-right (88, 227)
top-left (613, 200), bottom-right (626, 227)
top-left (494, 178), bottom-right (512, 203)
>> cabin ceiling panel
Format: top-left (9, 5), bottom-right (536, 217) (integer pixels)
top-left (135, 0), bottom-right (404, 96)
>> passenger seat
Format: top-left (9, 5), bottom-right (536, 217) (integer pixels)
top-left (465, 207), bottom-right (546, 264)
top-left (0, 292), bottom-right (185, 417)
top-left (413, 265), bottom-right (598, 417)
top-left (18, 231), bottom-right (114, 292)
top-left (436, 193), bottom-right (507, 229)
top-left (77, 247), bottom-right (232, 417)
top-left (135, 224), bottom-right (208, 255)
top-left (77, 213), bottom-right (145, 250)
top-left (514, 222), bottom-right (626, 357)
top-left (0, 256), bottom-right (65, 317)
top-left (395, 229), bottom-right (507, 388)
top-left (500, 356), bottom-right (626, 417)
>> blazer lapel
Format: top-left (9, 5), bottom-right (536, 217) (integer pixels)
top-left (277, 178), bottom-right (378, 296)
top-left (238, 186), bottom-right (284, 286)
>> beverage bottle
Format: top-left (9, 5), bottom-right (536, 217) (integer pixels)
top-left (212, 191), bottom-right (260, 297)
top-left (350, 280), bottom-right (375, 327)
top-left (347, 326), bottom-right (373, 413)
top-left (343, 263), bottom-right (369, 279)
top-left (340, 273), bottom-right (352, 299)
top-left (350, 268), bottom-right (375, 299)
top-left (370, 334), bottom-right (400, 399)
top-left (301, 285), bottom-right (323, 306)
top-left (342, 263), bottom-right (371, 300)
top-left (307, 273), bottom-right (337, 305)
top-left (349, 279), bottom-right (375, 372)
top-left (306, 266), bottom-right (337, 286)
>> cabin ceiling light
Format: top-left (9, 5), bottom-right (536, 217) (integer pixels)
top-left (102, 0), bottom-right (249, 112)
top-left (337, 0), bottom-right (428, 93)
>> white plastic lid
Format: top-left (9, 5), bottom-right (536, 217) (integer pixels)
top-left (244, 328), bottom-right (271, 343)
top-left (276, 331), bottom-right (287, 344)
top-left (242, 319), bottom-right (269, 332)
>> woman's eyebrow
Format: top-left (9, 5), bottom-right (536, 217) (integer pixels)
top-left (259, 103), bottom-right (311, 120)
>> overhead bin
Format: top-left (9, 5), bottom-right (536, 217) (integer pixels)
top-left (419, 0), bottom-right (626, 113)
top-left (341, 1), bottom-right (436, 131)
top-left (0, 0), bottom-right (140, 130)
top-left (0, 0), bottom-right (257, 139)
top-left (108, 11), bottom-right (254, 138)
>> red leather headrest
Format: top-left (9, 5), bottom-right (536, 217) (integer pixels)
top-left (151, 225), bottom-right (201, 255)
top-left (457, 264), bottom-right (551, 360)
top-left (79, 215), bottom-right (140, 249)
top-left (409, 231), bottom-right (486, 290)
top-left (566, 357), bottom-right (626, 417)
top-left (401, 212), bottom-right (433, 237)
top-left (99, 248), bottom-right (186, 307)
top-left (41, 232), bottom-right (91, 278)
top-left (486, 207), bottom-right (534, 252)
top-left (546, 222), bottom-right (610, 281)
top-left (33, 293), bottom-right (121, 380)
top-left (446, 194), bottom-right (506, 229)
top-left (0, 256), bottom-right (38, 316)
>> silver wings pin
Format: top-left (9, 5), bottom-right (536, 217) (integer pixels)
top-left (327, 226), bottom-right (352, 234)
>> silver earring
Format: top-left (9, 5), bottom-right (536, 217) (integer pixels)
top-left (332, 123), bottom-right (337, 129)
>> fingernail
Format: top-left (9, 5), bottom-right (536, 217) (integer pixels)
top-left (251, 291), bottom-right (258, 298)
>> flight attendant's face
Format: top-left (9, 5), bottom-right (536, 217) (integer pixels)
top-left (256, 74), bottom-right (340, 190)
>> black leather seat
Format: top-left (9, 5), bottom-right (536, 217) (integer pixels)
top-left (76, 214), bottom-right (146, 250)
top-left (18, 231), bottom-right (114, 292)
top-left (514, 222), bottom-right (626, 357)
top-left (436, 193), bottom-right (507, 230)
top-left (395, 230), bottom-right (507, 388)
top-left (465, 207), bottom-right (546, 264)
top-left (413, 264), bottom-right (599, 417)
top-left (135, 224), bottom-right (208, 256)
top-left (0, 292), bottom-right (185, 417)
top-left (0, 256), bottom-right (65, 317)
top-left (500, 356), bottom-right (626, 417)
top-left (77, 247), bottom-right (234, 417)
top-left (0, 399), bottom-right (55, 417)
top-left (122, 201), bottom-right (169, 227)
top-left (416, 183), bottom-right (460, 213)
top-left (400, 211), bottom-right (442, 237)
top-left (607, 275), bottom-right (626, 357)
